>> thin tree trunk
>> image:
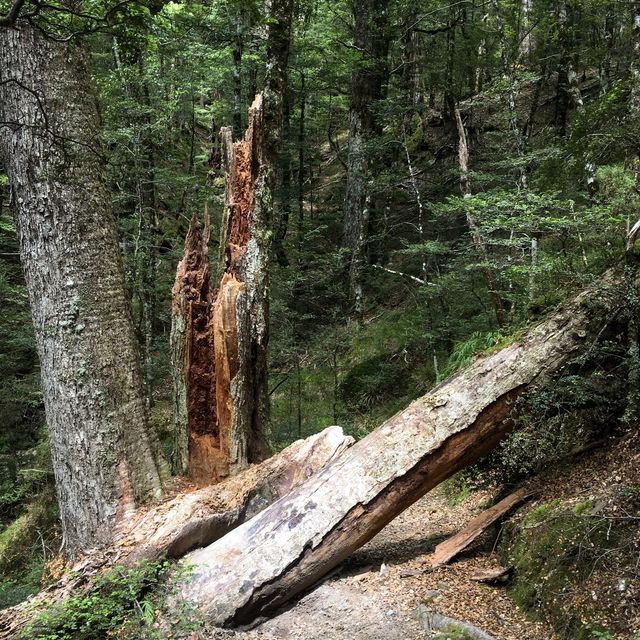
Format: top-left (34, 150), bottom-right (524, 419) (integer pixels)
top-left (177, 269), bottom-right (623, 627)
top-left (454, 107), bottom-right (508, 327)
top-left (343, 0), bottom-right (390, 314)
top-left (0, 21), bottom-right (168, 556)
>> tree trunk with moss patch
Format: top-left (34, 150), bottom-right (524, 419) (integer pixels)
top-left (0, 21), bottom-right (168, 557)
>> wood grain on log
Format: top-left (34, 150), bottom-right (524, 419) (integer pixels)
top-left (176, 271), bottom-right (620, 627)
top-left (430, 488), bottom-right (531, 567)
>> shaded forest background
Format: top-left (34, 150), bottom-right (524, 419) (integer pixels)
top-left (1, 0), bottom-right (639, 622)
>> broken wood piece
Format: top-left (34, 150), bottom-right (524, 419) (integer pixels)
top-left (174, 271), bottom-right (621, 627)
top-left (431, 488), bottom-right (532, 567)
top-left (470, 566), bottom-right (512, 584)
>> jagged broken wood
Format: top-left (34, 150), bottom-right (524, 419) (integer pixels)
top-left (430, 487), bottom-right (531, 567)
top-left (170, 97), bottom-right (272, 484)
top-left (0, 427), bottom-right (352, 640)
top-left (176, 271), bottom-right (621, 627)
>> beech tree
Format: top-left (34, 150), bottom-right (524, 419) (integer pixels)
top-left (0, 16), bottom-right (168, 556)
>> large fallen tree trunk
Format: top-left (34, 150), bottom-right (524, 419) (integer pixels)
top-left (176, 271), bottom-right (621, 627)
top-left (0, 427), bottom-right (352, 639)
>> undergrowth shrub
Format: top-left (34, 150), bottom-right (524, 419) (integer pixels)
top-left (20, 561), bottom-right (200, 640)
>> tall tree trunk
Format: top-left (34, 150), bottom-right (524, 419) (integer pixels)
top-left (454, 107), bottom-right (508, 327)
top-left (343, 0), bottom-right (390, 314)
top-left (0, 21), bottom-right (168, 556)
top-left (178, 270), bottom-right (622, 627)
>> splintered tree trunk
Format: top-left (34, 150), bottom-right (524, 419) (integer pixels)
top-left (216, 95), bottom-right (272, 471)
top-left (0, 21), bottom-right (168, 557)
top-left (177, 270), bottom-right (621, 626)
top-left (171, 0), bottom-right (293, 484)
top-left (170, 100), bottom-right (271, 485)
top-left (170, 211), bottom-right (216, 478)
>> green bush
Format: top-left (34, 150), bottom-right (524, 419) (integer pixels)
top-left (20, 561), bottom-right (200, 640)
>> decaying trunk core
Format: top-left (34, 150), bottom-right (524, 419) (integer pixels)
top-left (171, 97), bottom-right (270, 484)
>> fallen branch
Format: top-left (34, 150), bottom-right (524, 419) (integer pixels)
top-left (430, 488), bottom-right (532, 567)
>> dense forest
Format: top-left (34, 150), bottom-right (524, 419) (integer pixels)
top-left (1, 0), bottom-right (639, 638)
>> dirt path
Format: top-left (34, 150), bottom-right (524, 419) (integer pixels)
top-left (240, 487), bottom-right (556, 640)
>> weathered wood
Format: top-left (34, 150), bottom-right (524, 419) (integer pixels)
top-left (0, 427), bottom-right (352, 639)
top-left (470, 566), bottom-right (512, 583)
top-left (176, 271), bottom-right (620, 627)
top-left (430, 488), bottom-right (531, 567)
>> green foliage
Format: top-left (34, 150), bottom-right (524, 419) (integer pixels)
top-left (20, 561), bottom-right (200, 640)
top-left (500, 498), bottom-right (632, 639)
top-left (493, 350), bottom-right (626, 481)
top-left (433, 624), bottom-right (476, 640)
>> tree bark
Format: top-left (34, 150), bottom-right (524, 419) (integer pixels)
top-left (177, 270), bottom-right (621, 626)
top-left (343, 0), bottom-right (390, 313)
top-left (0, 21), bottom-right (168, 557)
top-left (0, 427), bottom-right (353, 639)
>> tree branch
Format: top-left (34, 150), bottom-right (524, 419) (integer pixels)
top-left (0, 0), bottom-right (27, 27)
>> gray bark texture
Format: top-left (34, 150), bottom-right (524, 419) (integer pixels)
top-left (0, 22), bottom-right (168, 557)
top-left (0, 427), bottom-right (352, 639)
top-left (176, 270), bottom-right (621, 627)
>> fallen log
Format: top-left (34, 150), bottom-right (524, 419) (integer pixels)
top-left (0, 427), bottom-right (352, 639)
top-left (430, 488), bottom-right (531, 567)
top-left (176, 271), bottom-right (621, 627)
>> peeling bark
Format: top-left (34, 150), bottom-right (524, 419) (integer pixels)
top-left (176, 270), bottom-right (621, 627)
top-left (0, 427), bottom-right (353, 639)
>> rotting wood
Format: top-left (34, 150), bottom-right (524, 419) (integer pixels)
top-left (174, 270), bottom-right (622, 627)
top-left (171, 98), bottom-right (272, 484)
top-left (170, 210), bottom-right (217, 481)
top-left (0, 427), bottom-right (352, 640)
top-left (430, 488), bottom-right (532, 567)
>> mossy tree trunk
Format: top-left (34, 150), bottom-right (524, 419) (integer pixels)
top-left (0, 21), bottom-right (168, 557)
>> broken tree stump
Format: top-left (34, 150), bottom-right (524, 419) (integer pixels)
top-left (0, 427), bottom-right (352, 639)
top-left (430, 488), bottom-right (532, 567)
top-left (175, 270), bottom-right (621, 627)
top-left (170, 97), bottom-right (273, 484)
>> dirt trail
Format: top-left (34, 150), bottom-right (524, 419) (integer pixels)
top-left (238, 487), bottom-right (555, 640)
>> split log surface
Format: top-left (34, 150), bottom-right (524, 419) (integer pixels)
top-left (430, 488), bottom-right (531, 567)
top-left (177, 272), bottom-right (620, 626)
top-left (0, 427), bottom-right (352, 639)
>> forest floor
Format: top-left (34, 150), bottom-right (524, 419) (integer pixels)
top-left (244, 484), bottom-right (554, 640)
top-left (199, 428), bottom-right (640, 640)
